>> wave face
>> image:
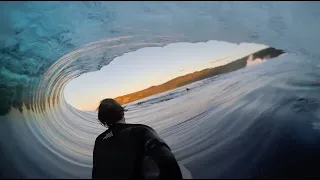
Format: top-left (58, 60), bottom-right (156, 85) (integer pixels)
top-left (1, 1), bottom-right (320, 178)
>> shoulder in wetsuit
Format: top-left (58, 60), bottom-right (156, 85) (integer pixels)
top-left (92, 123), bottom-right (183, 179)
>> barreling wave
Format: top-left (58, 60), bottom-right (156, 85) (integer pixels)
top-left (1, 1), bottom-right (320, 179)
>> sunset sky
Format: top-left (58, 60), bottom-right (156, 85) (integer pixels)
top-left (64, 40), bottom-right (268, 110)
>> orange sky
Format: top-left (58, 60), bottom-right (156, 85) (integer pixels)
top-left (64, 40), bottom-right (268, 110)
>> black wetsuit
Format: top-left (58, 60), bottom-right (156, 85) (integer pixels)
top-left (92, 123), bottom-right (183, 179)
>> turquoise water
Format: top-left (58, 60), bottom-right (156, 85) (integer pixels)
top-left (0, 2), bottom-right (320, 178)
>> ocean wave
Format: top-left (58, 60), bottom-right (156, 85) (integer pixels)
top-left (1, 2), bottom-right (320, 178)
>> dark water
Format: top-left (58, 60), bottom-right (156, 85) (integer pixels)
top-left (125, 55), bottom-right (320, 178)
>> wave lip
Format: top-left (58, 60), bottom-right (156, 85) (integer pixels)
top-left (2, 2), bottom-right (320, 116)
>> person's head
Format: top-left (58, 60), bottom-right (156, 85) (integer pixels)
top-left (97, 98), bottom-right (125, 128)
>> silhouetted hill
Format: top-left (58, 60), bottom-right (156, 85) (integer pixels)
top-left (115, 47), bottom-right (284, 105)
